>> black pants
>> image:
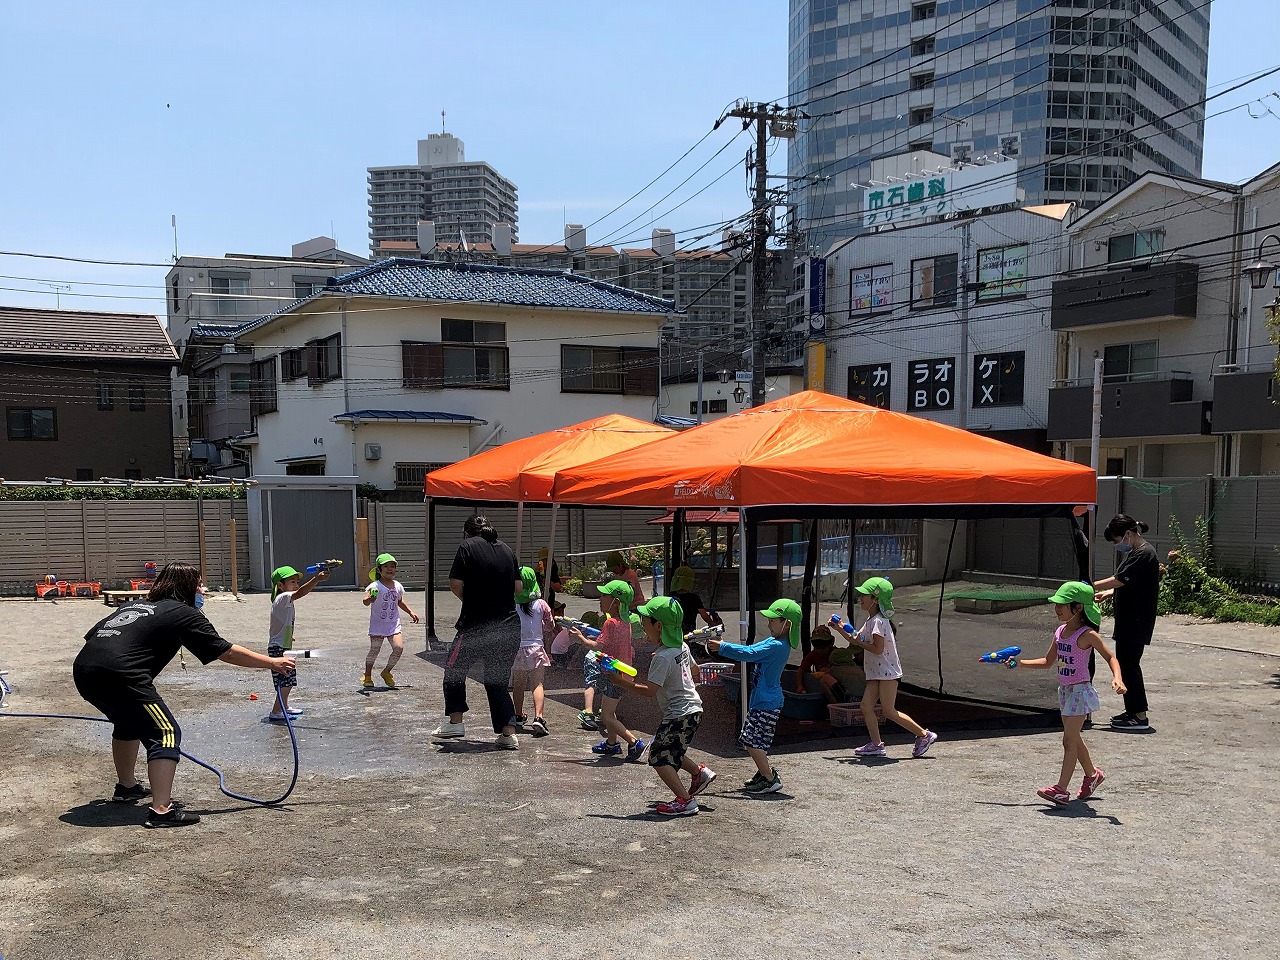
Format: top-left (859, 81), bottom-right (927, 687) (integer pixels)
top-left (443, 616), bottom-right (519, 733)
top-left (1114, 635), bottom-right (1149, 715)
top-left (74, 669), bottom-right (183, 762)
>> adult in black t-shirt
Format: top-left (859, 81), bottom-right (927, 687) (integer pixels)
top-left (73, 561), bottom-right (295, 828)
top-left (1094, 515), bottom-right (1160, 730)
top-left (536, 548), bottom-right (562, 609)
top-left (433, 515), bottom-right (523, 747)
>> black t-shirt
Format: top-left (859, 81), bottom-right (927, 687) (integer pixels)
top-left (673, 591), bottom-right (704, 633)
top-left (74, 599), bottom-right (232, 695)
top-left (1112, 542), bottom-right (1160, 643)
top-left (449, 536), bottom-right (519, 630)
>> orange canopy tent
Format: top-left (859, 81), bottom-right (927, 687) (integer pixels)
top-left (552, 391), bottom-right (1095, 516)
top-left (421, 415), bottom-right (673, 640)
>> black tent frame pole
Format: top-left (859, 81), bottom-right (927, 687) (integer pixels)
top-left (799, 519), bottom-right (819, 655)
top-left (426, 497), bottom-right (438, 645)
top-left (936, 518), bottom-right (959, 694)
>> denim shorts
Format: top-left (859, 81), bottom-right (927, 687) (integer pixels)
top-left (1058, 681), bottom-right (1101, 717)
top-left (584, 655), bottom-right (623, 700)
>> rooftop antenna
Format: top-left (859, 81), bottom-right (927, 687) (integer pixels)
top-left (171, 214), bottom-right (178, 262)
top-left (441, 109), bottom-right (446, 134)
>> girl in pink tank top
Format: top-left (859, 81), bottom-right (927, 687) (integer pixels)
top-left (1015, 581), bottom-right (1127, 807)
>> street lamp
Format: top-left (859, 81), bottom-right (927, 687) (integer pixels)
top-left (717, 369), bottom-right (732, 384)
top-left (1241, 234), bottom-right (1280, 322)
top-left (732, 384), bottom-right (747, 405)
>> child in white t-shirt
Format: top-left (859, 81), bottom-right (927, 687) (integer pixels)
top-left (848, 577), bottom-right (938, 760)
top-left (362, 553), bottom-right (419, 689)
top-left (267, 563), bottom-right (327, 721)
top-left (512, 566), bottom-right (554, 736)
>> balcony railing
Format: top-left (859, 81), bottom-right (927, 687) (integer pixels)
top-left (1051, 260), bottom-right (1198, 330)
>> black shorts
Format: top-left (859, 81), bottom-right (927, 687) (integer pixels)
top-left (74, 671), bottom-right (183, 762)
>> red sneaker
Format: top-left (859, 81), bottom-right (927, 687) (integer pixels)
top-left (1036, 784), bottom-right (1071, 806)
top-left (1077, 767), bottom-right (1105, 800)
top-left (689, 765), bottom-right (718, 798)
top-left (655, 796), bottom-right (699, 817)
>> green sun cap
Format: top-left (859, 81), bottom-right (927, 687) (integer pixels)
top-left (1048, 580), bottom-right (1101, 626)
top-left (369, 552), bottom-right (396, 582)
top-left (854, 576), bottom-right (895, 617)
top-left (637, 595), bottom-right (685, 647)
top-left (271, 565), bottom-right (301, 599)
top-left (515, 565), bottom-right (540, 604)
top-left (758, 597), bottom-right (803, 648)
top-left (597, 579), bottom-right (639, 626)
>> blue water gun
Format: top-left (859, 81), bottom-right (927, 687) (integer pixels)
top-left (979, 645), bottom-right (1021, 668)
top-left (306, 559), bottom-right (344, 575)
top-left (555, 616), bottom-right (602, 640)
top-left (828, 614), bottom-right (857, 639)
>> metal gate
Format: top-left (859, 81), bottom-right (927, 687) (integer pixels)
top-left (248, 477), bottom-right (358, 590)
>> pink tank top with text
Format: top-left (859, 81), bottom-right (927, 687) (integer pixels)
top-left (1055, 624), bottom-right (1091, 686)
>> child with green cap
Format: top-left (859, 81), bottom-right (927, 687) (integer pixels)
top-left (848, 576), bottom-right (938, 759)
top-left (610, 596), bottom-right (715, 817)
top-left (568, 579), bottom-right (646, 761)
top-left (668, 564), bottom-right (723, 636)
top-left (362, 553), bottom-right (419, 689)
top-left (706, 597), bottom-right (799, 794)
top-left (512, 566), bottom-right (553, 736)
top-left (267, 563), bottom-right (327, 721)
top-left (1016, 581), bottom-right (1126, 806)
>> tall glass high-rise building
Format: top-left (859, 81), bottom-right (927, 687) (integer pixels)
top-left (788, 0), bottom-right (1211, 250)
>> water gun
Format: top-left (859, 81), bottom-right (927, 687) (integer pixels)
top-left (684, 624), bottom-right (724, 646)
top-left (306, 559), bottom-right (344, 575)
top-left (555, 616), bottom-right (602, 639)
top-left (828, 614), bottom-right (857, 639)
top-left (979, 646), bottom-right (1021, 668)
top-left (585, 649), bottom-right (638, 677)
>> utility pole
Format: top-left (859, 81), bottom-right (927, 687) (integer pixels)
top-left (724, 101), bottom-right (800, 407)
top-left (957, 219), bottom-right (972, 429)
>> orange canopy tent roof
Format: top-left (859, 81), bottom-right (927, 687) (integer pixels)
top-left (551, 391), bottom-right (1095, 516)
top-left (423, 414), bottom-right (673, 503)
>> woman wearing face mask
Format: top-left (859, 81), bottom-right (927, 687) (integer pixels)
top-left (1093, 514), bottom-right (1160, 731)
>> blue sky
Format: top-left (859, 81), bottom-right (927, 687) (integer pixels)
top-left (0, 1), bottom-right (1276, 316)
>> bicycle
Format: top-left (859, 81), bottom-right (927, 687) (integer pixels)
top-left (0, 670), bottom-right (11, 709)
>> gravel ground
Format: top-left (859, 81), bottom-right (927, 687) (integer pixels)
top-left (0, 586), bottom-right (1276, 960)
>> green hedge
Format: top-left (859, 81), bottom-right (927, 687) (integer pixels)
top-left (0, 486), bottom-right (244, 501)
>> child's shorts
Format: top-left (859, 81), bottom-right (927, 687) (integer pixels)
top-left (1058, 681), bottom-right (1100, 717)
top-left (267, 643), bottom-right (297, 689)
top-left (648, 711), bottom-right (703, 769)
top-left (583, 654), bottom-right (621, 699)
top-left (513, 643), bottom-right (551, 672)
top-left (738, 708), bottom-right (782, 752)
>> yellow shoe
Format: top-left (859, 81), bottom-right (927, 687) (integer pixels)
top-left (361, 673), bottom-right (374, 689)
top-left (380, 669), bottom-right (396, 688)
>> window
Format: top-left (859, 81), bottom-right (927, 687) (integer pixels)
top-left (909, 107), bottom-right (934, 125)
top-left (281, 348), bottom-right (306, 381)
top-left (394, 461), bottom-right (451, 491)
top-left (76, 468), bottom-right (94, 481)
top-left (976, 244), bottom-right (1028, 301)
top-left (293, 277), bottom-right (326, 299)
top-left (911, 36), bottom-right (935, 56)
top-left (210, 275), bottom-right (250, 317)
top-left (912, 2), bottom-right (936, 20)
top-left (850, 264), bottom-right (893, 315)
top-left (1103, 341), bottom-right (1158, 383)
top-left (689, 399), bottom-right (729, 415)
top-left (97, 380), bottom-right (114, 411)
top-left (972, 351), bottom-right (1025, 407)
top-left (306, 333), bottom-right (342, 384)
top-left (561, 345), bottom-right (659, 396)
top-left (229, 372), bottom-right (252, 394)
top-left (251, 357), bottom-right (277, 416)
top-left (910, 255), bottom-right (957, 309)
top-left (169, 276), bottom-right (180, 314)
top-left (128, 380), bottom-right (146, 411)
top-left (7, 407), bottom-right (56, 440)
top-left (910, 72), bottom-right (935, 90)
top-left (1107, 230), bottom-right (1164, 263)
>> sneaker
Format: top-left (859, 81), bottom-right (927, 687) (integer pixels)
top-left (285, 707), bottom-right (304, 716)
top-left (144, 806), bottom-right (201, 828)
top-left (529, 717), bottom-right (549, 738)
top-left (625, 738), bottom-right (647, 762)
top-left (654, 796), bottom-right (699, 817)
top-left (853, 741), bottom-right (887, 757)
top-left (1111, 714), bottom-right (1150, 731)
top-left (112, 782), bottom-right (151, 804)
top-left (1110, 712), bottom-right (1130, 724)
top-left (577, 710), bottom-right (598, 730)
top-left (758, 771), bottom-right (784, 795)
top-left (912, 730), bottom-right (939, 758)
top-left (743, 772), bottom-right (768, 790)
top-left (513, 713), bottom-right (529, 726)
top-left (591, 739), bottom-right (622, 755)
top-left (689, 765), bottom-right (718, 798)
top-left (380, 669), bottom-right (396, 689)
top-left (361, 674), bottom-right (374, 689)
top-left (1077, 767), bottom-right (1106, 800)
top-left (495, 733), bottom-right (519, 750)
top-left (1036, 784), bottom-right (1072, 806)
top-left (431, 721), bottom-right (466, 739)
top-left (266, 714), bottom-right (289, 724)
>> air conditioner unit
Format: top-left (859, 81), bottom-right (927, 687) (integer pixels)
top-left (363, 443), bottom-right (382, 461)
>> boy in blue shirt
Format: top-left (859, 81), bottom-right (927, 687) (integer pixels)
top-left (706, 597), bottom-right (798, 794)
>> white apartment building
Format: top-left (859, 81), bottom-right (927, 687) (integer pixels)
top-left (823, 203), bottom-right (1072, 451)
top-left (367, 133), bottom-right (518, 252)
top-left (233, 259), bottom-right (671, 490)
